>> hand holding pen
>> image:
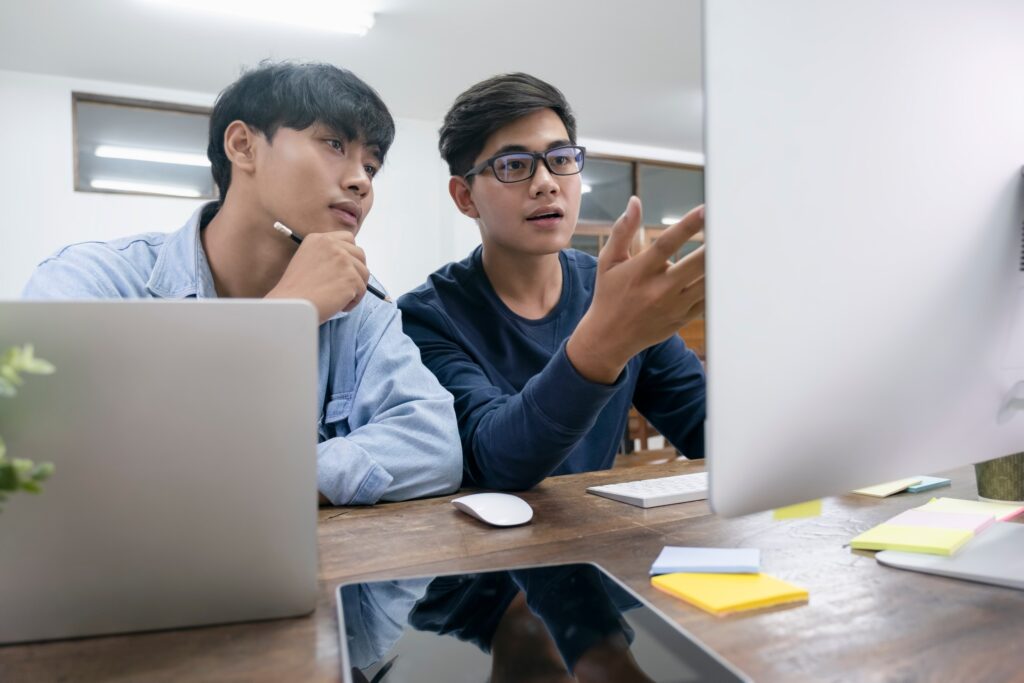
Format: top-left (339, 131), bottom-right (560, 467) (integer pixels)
top-left (273, 221), bottom-right (391, 302)
top-left (265, 220), bottom-right (390, 324)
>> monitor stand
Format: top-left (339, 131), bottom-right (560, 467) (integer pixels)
top-left (876, 522), bottom-right (1024, 591)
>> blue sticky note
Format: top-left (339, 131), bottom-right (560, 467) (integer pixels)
top-left (906, 476), bottom-right (952, 493)
top-left (650, 546), bottom-right (761, 575)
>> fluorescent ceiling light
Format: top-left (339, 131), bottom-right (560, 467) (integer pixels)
top-left (661, 216), bottom-right (682, 225)
top-left (146, 0), bottom-right (375, 35)
top-left (581, 183), bottom-right (592, 194)
top-left (95, 145), bottom-right (210, 168)
top-left (90, 179), bottom-right (203, 198)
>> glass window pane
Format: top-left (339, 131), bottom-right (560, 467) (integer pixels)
top-left (638, 164), bottom-right (703, 228)
top-left (579, 157), bottom-right (632, 223)
top-left (75, 96), bottom-right (216, 199)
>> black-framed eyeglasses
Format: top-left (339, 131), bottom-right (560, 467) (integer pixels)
top-left (464, 145), bottom-right (586, 183)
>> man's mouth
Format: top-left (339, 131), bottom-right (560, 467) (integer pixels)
top-left (526, 208), bottom-right (564, 222)
top-left (330, 202), bottom-right (361, 227)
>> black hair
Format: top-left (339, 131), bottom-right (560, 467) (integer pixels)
top-left (207, 61), bottom-right (395, 201)
top-left (438, 72), bottom-right (576, 179)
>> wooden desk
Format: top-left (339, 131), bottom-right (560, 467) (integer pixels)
top-left (3, 463), bottom-right (1023, 682)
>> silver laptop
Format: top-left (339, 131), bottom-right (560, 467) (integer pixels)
top-left (0, 300), bottom-right (319, 644)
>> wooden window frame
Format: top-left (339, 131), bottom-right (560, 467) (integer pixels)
top-left (576, 153), bottom-right (705, 255)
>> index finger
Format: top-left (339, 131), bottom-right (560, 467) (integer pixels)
top-left (641, 204), bottom-right (704, 265)
top-left (600, 196), bottom-right (643, 269)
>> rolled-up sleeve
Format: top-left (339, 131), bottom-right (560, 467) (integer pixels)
top-left (316, 302), bottom-right (462, 505)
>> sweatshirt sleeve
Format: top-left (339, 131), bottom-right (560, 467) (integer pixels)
top-left (398, 292), bottom-right (626, 490)
top-left (632, 334), bottom-right (706, 458)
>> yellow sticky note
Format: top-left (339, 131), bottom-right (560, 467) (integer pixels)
top-left (850, 524), bottom-right (972, 555)
top-left (773, 499), bottom-right (822, 519)
top-left (919, 497), bottom-right (1024, 522)
top-left (852, 478), bottom-right (922, 498)
top-left (651, 572), bottom-right (808, 616)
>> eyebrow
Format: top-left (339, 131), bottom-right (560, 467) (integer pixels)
top-left (490, 139), bottom-right (573, 156)
top-left (313, 123), bottom-right (351, 140)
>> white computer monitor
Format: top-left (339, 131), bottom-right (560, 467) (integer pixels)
top-left (703, 0), bottom-right (1024, 517)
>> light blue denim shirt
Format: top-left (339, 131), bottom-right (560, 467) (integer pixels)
top-left (22, 205), bottom-right (462, 505)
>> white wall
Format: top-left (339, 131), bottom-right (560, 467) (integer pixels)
top-left (356, 117), bottom-right (480, 297)
top-left (0, 68), bottom-right (696, 299)
top-left (0, 70), bottom-right (208, 297)
top-left (0, 68), bottom-right (474, 299)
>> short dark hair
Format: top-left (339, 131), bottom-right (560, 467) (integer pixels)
top-left (438, 73), bottom-right (576, 178)
top-left (208, 61), bottom-right (395, 200)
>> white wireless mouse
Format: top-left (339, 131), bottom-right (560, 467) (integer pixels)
top-left (450, 493), bottom-right (534, 527)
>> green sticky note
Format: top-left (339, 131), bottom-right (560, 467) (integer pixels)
top-left (850, 524), bottom-right (973, 555)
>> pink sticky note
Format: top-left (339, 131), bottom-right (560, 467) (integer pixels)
top-left (887, 509), bottom-right (994, 534)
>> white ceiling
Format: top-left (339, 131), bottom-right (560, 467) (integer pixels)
top-left (0, 0), bottom-right (704, 153)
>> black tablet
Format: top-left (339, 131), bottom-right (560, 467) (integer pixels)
top-left (336, 562), bottom-right (750, 683)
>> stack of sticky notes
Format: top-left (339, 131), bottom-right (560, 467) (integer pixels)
top-left (649, 546), bottom-right (807, 616)
top-left (850, 497), bottom-right (1024, 556)
top-left (906, 476), bottom-right (953, 493)
top-left (919, 496), bottom-right (1024, 521)
top-left (852, 476), bottom-right (952, 498)
top-left (650, 546), bottom-right (760, 575)
top-left (652, 572), bottom-right (809, 616)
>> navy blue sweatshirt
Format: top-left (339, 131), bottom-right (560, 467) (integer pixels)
top-left (397, 246), bottom-right (705, 490)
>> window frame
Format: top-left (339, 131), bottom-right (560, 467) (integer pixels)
top-left (575, 153), bottom-right (704, 256)
top-left (71, 92), bottom-right (215, 200)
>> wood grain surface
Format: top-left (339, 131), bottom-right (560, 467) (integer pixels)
top-left (3, 462), bottom-right (1022, 682)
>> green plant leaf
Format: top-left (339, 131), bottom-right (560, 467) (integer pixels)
top-left (0, 345), bottom-right (56, 510)
top-left (31, 462), bottom-right (54, 481)
top-left (23, 359), bottom-right (55, 375)
top-left (0, 462), bottom-right (16, 491)
top-left (0, 365), bottom-right (22, 386)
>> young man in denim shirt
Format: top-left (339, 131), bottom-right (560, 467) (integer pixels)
top-left (23, 62), bottom-right (462, 506)
top-left (398, 74), bottom-right (706, 490)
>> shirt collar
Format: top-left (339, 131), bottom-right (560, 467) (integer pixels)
top-left (146, 203), bottom-right (219, 299)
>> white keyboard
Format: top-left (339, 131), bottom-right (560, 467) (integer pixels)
top-left (586, 471), bottom-right (709, 508)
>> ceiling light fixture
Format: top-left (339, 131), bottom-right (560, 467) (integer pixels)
top-left (661, 216), bottom-right (682, 225)
top-left (95, 145), bottom-right (210, 168)
top-left (90, 179), bottom-right (203, 198)
top-left (146, 0), bottom-right (375, 36)
top-left (581, 183), bottom-right (592, 194)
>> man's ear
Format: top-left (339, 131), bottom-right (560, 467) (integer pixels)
top-left (449, 176), bottom-right (480, 219)
top-left (223, 120), bottom-right (259, 176)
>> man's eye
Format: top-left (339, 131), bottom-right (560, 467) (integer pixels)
top-left (550, 155), bottom-right (570, 167)
top-left (507, 160), bottom-right (526, 170)
top-left (327, 139), bottom-right (344, 152)
top-left (363, 165), bottom-right (378, 178)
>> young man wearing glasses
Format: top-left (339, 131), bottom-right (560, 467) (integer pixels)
top-left (397, 73), bottom-right (706, 490)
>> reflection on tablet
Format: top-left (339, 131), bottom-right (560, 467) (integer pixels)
top-left (336, 562), bottom-right (749, 683)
